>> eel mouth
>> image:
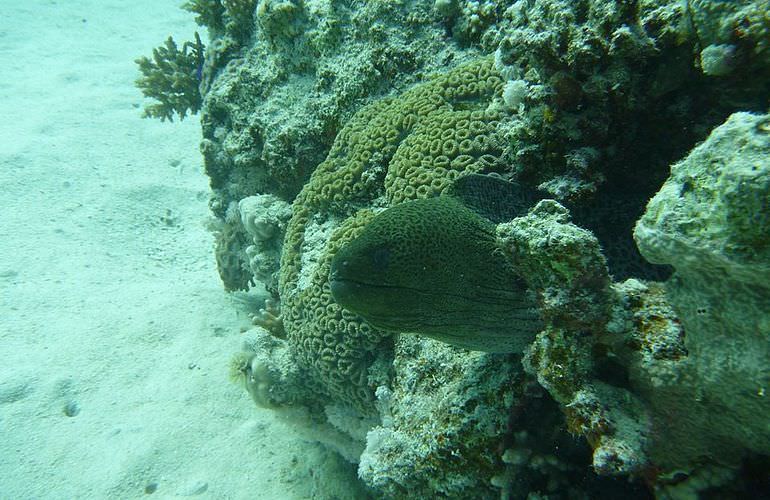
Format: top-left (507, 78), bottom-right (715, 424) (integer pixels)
top-left (329, 255), bottom-right (379, 308)
top-left (328, 276), bottom-right (361, 306)
top-left (328, 256), bottom-right (384, 305)
top-left (329, 276), bottom-right (401, 305)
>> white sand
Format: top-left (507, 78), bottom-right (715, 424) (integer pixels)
top-left (0, 1), bottom-right (348, 498)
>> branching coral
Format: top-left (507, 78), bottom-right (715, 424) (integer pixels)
top-left (135, 32), bottom-right (204, 122)
top-left (183, 0), bottom-right (226, 33)
top-left (251, 297), bottom-right (285, 338)
top-left (223, 0), bottom-right (258, 42)
top-left (184, 0), bottom-right (257, 41)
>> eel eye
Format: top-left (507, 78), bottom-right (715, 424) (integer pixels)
top-left (371, 246), bottom-right (390, 271)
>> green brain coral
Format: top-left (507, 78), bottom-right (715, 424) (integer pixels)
top-left (279, 56), bottom-right (508, 412)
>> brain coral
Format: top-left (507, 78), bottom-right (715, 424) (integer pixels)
top-left (278, 56), bottom-right (507, 412)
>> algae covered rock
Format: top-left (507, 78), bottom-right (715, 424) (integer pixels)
top-left (358, 338), bottom-right (522, 499)
top-left (487, 112), bottom-right (770, 490)
top-left (635, 112), bottom-right (770, 277)
top-left (497, 201), bottom-right (652, 478)
top-left (357, 335), bottom-right (634, 499)
top-left (238, 194), bottom-right (292, 294)
top-left (497, 199), bottom-right (613, 333)
top-left (633, 111), bottom-right (770, 470)
top-left (495, 0), bottom-right (770, 201)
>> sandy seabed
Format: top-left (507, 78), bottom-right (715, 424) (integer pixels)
top-left (0, 2), bottom-right (346, 498)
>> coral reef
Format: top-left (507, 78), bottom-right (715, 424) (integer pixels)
top-left (135, 33), bottom-right (204, 121)
top-left (236, 327), bottom-right (378, 464)
top-left (505, 111), bottom-right (770, 496)
top-left (213, 217), bottom-right (252, 291)
top-left (689, 0), bottom-right (770, 68)
top-left (497, 201), bottom-right (652, 477)
top-left (210, 192), bottom-right (292, 292)
top-left (486, 0), bottom-right (770, 284)
top-left (356, 335), bottom-right (652, 499)
top-left (199, 0), bottom-right (770, 288)
top-left (494, 0), bottom-right (770, 197)
top-left (183, 0), bottom-right (226, 33)
top-left (197, 0), bottom-right (483, 216)
top-left (163, 0), bottom-right (770, 497)
top-left (184, 0), bottom-right (258, 42)
top-left (161, 0), bottom-right (533, 290)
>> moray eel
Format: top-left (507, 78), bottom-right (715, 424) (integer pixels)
top-left (329, 175), bottom-right (543, 353)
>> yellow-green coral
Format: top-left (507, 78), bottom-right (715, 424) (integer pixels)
top-left (183, 0), bottom-right (226, 32)
top-left (135, 33), bottom-right (204, 121)
top-left (184, 0), bottom-right (257, 40)
top-left (282, 210), bottom-right (385, 411)
top-left (299, 57), bottom-right (505, 209)
top-left (279, 57), bottom-right (507, 412)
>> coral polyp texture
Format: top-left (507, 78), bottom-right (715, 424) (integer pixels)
top-left (156, 0), bottom-right (770, 497)
top-left (195, 0), bottom-right (480, 217)
top-left (279, 57), bottom-right (508, 413)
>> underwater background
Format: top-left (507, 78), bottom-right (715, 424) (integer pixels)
top-left (1, 0), bottom-right (769, 498)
